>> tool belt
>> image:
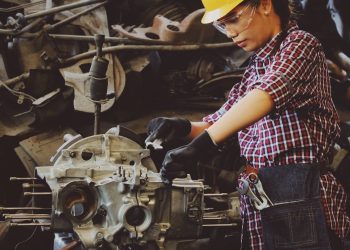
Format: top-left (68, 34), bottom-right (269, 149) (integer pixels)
top-left (243, 163), bottom-right (332, 249)
top-left (237, 161), bottom-right (331, 209)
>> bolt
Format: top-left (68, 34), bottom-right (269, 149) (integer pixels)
top-left (96, 232), bottom-right (104, 239)
top-left (69, 152), bottom-right (76, 158)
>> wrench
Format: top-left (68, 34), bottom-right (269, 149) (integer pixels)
top-left (237, 179), bottom-right (270, 210)
top-left (251, 174), bottom-right (274, 207)
top-left (247, 173), bottom-right (273, 209)
top-left (145, 138), bottom-right (164, 150)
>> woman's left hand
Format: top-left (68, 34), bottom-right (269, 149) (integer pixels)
top-left (160, 131), bottom-right (217, 184)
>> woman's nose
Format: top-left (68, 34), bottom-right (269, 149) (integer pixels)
top-left (225, 24), bottom-right (238, 38)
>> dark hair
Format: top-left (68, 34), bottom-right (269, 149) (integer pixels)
top-left (243, 0), bottom-right (298, 30)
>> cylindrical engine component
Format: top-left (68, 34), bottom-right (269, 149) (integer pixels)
top-left (89, 56), bottom-right (109, 78)
top-left (88, 75), bottom-right (108, 101)
top-left (58, 181), bottom-right (99, 223)
top-left (118, 204), bottom-right (153, 233)
top-left (84, 34), bottom-right (109, 101)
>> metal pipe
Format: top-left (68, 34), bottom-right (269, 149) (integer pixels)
top-left (0, 207), bottom-right (51, 211)
top-left (94, 34), bottom-right (104, 57)
top-left (0, 28), bottom-right (16, 35)
top-left (25, 0), bottom-right (105, 20)
top-left (203, 217), bottom-right (227, 220)
top-left (49, 34), bottom-right (131, 43)
top-left (59, 42), bottom-right (234, 65)
top-left (24, 192), bottom-right (52, 196)
top-left (202, 223), bottom-right (238, 227)
top-left (15, 18), bottom-right (45, 35)
top-left (4, 214), bottom-right (51, 219)
top-left (10, 176), bottom-right (37, 181)
top-left (0, 1), bottom-right (46, 13)
top-left (204, 193), bottom-right (229, 197)
top-left (4, 213), bottom-right (50, 216)
top-left (0, 73), bottom-right (30, 88)
top-left (10, 222), bottom-right (51, 227)
top-left (22, 183), bottom-right (47, 189)
top-left (47, 1), bottom-right (107, 31)
top-left (94, 103), bottom-right (101, 135)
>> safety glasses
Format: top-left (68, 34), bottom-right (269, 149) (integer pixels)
top-left (213, 5), bottom-right (256, 35)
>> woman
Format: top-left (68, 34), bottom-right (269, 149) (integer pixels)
top-left (146, 0), bottom-right (350, 249)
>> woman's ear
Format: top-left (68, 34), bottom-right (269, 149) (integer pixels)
top-left (260, 0), bottom-right (272, 15)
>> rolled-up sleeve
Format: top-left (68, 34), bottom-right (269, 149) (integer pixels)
top-left (253, 39), bottom-right (319, 112)
top-left (254, 70), bottom-right (292, 112)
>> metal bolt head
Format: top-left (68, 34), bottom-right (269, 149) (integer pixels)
top-left (96, 232), bottom-right (104, 239)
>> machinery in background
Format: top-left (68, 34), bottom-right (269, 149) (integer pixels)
top-left (0, 0), bottom-right (248, 138)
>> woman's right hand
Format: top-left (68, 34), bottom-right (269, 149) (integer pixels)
top-left (145, 117), bottom-right (191, 146)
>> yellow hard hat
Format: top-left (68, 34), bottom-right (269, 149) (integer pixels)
top-left (201, 0), bottom-right (245, 24)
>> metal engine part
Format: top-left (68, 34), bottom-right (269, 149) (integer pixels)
top-left (112, 9), bottom-right (217, 44)
top-left (138, 0), bottom-right (189, 27)
top-left (26, 128), bottom-right (240, 250)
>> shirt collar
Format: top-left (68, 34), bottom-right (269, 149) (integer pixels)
top-left (253, 22), bottom-right (299, 61)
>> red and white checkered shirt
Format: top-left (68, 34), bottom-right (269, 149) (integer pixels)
top-left (203, 24), bottom-right (350, 249)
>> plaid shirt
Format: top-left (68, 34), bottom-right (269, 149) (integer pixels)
top-left (203, 24), bottom-right (349, 249)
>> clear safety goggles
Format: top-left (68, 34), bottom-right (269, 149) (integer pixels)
top-left (213, 5), bottom-right (257, 35)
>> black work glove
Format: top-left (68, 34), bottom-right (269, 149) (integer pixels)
top-left (160, 130), bottom-right (217, 184)
top-left (145, 117), bottom-right (191, 146)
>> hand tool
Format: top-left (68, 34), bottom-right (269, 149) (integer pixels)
top-left (237, 173), bottom-right (273, 210)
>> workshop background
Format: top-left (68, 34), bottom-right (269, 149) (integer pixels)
top-left (0, 0), bottom-right (349, 249)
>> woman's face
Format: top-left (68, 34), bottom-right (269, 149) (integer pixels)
top-left (213, 2), bottom-right (282, 52)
